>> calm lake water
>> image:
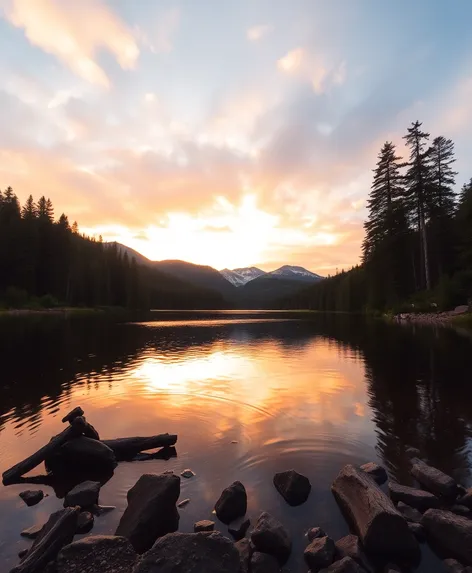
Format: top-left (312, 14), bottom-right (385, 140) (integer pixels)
top-left (1, 311), bottom-right (472, 572)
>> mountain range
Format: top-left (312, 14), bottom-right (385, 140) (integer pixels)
top-left (113, 243), bottom-right (324, 308)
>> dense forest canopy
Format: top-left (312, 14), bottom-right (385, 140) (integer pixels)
top-left (282, 121), bottom-right (472, 312)
top-left (0, 190), bottom-right (225, 310)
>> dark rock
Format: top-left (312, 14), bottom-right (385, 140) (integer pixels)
top-left (228, 517), bottom-right (250, 540)
top-left (307, 527), bottom-right (326, 542)
top-left (360, 462), bottom-right (388, 485)
top-left (18, 549), bottom-right (28, 559)
top-left (405, 447), bottom-right (421, 459)
top-left (388, 481), bottom-right (440, 511)
top-left (19, 490), bottom-right (44, 507)
top-left (46, 436), bottom-right (117, 474)
top-left (57, 535), bottom-right (137, 573)
top-left (115, 472), bottom-right (180, 553)
top-left (11, 507), bottom-right (79, 573)
top-left (304, 535), bottom-right (336, 571)
top-left (181, 469), bottom-right (195, 478)
top-left (21, 523), bottom-right (44, 539)
top-left (422, 509), bottom-right (472, 564)
top-left (396, 501), bottom-right (423, 523)
top-left (411, 459), bottom-right (457, 498)
top-left (251, 551), bottom-right (280, 573)
top-left (133, 531), bottom-right (241, 573)
top-left (319, 556), bottom-right (364, 573)
top-left (335, 534), bottom-right (372, 571)
top-left (62, 406), bottom-right (84, 423)
top-left (235, 537), bottom-right (253, 573)
top-left (452, 505), bottom-right (471, 517)
top-left (457, 488), bottom-right (472, 509)
top-left (251, 511), bottom-right (291, 565)
top-left (443, 558), bottom-right (468, 573)
top-left (194, 520), bottom-right (215, 532)
top-left (407, 522), bottom-right (425, 542)
top-left (273, 469), bottom-right (311, 506)
top-left (214, 481), bottom-right (247, 524)
top-left (76, 511), bottom-right (94, 534)
top-left (64, 480), bottom-right (100, 508)
top-left (383, 564), bottom-right (403, 573)
top-left (332, 465), bottom-right (419, 560)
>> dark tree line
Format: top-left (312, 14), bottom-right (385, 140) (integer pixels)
top-left (0, 189), bottom-right (225, 310)
top-left (282, 121), bottom-right (472, 312)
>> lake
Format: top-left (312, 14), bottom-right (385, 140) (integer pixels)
top-left (0, 311), bottom-right (471, 572)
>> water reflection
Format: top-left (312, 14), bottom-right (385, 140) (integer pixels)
top-left (0, 313), bottom-right (471, 572)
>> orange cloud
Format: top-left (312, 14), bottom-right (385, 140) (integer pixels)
top-left (2, 0), bottom-right (139, 87)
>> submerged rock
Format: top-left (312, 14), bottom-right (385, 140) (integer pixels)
top-left (181, 469), bottom-right (195, 478)
top-left (214, 481), bottom-right (247, 524)
top-left (194, 520), bottom-right (215, 532)
top-left (11, 507), bottom-right (79, 573)
top-left (19, 490), bottom-right (44, 507)
top-left (411, 459), bottom-right (457, 499)
top-left (228, 517), bottom-right (250, 540)
top-left (133, 532), bottom-right (240, 573)
top-left (307, 527), bottom-right (327, 542)
top-left (251, 511), bottom-right (291, 565)
top-left (115, 472), bottom-right (180, 554)
top-left (304, 535), bottom-right (336, 571)
top-left (422, 509), bottom-right (472, 565)
top-left (388, 481), bottom-right (439, 511)
top-left (57, 535), bottom-right (137, 573)
top-left (251, 551), bottom-right (281, 573)
top-left (273, 469), bottom-right (311, 506)
top-left (64, 480), bottom-right (100, 508)
top-left (18, 549), bottom-right (28, 559)
top-left (332, 465), bottom-right (419, 560)
top-left (360, 462), bottom-right (388, 485)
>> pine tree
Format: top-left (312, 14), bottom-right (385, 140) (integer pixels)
top-left (457, 178), bottom-right (472, 269)
top-left (403, 121), bottom-right (432, 290)
top-left (36, 196), bottom-right (54, 222)
top-left (428, 136), bottom-right (457, 218)
top-left (21, 195), bottom-right (37, 220)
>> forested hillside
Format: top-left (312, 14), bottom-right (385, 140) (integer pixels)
top-left (0, 189), bottom-right (225, 310)
top-left (282, 121), bottom-right (472, 312)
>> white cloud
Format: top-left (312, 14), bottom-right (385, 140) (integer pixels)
top-left (277, 48), bottom-right (305, 73)
top-left (247, 24), bottom-right (272, 42)
top-left (2, 0), bottom-right (139, 87)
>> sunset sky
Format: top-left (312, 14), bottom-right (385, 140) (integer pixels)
top-left (1, 0), bottom-right (471, 273)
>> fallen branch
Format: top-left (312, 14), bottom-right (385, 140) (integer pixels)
top-left (102, 434), bottom-right (178, 460)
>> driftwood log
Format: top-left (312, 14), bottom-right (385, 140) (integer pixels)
top-left (331, 465), bottom-right (419, 561)
top-left (2, 418), bottom-right (85, 486)
top-left (102, 434), bottom-right (178, 460)
top-left (422, 509), bottom-right (472, 565)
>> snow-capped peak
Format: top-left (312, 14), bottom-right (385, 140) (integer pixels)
top-left (220, 267), bottom-right (265, 287)
top-left (220, 265), bottom-right (323, 287)
top-left (269, 265), bottom-right (323, 280)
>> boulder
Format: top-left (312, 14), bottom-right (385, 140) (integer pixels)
top-left (19, 490), bottom-right (44, 507)
top-left (457, 488), bottom-right (472, 509)
top-left (76, 511), bottom-right (94, 534)
top-left (18, 549), bottom-right (28, 559)
top-left (307, 527), bottom-right (326, 542)
top-left (422, 509), bottom-right (472, 565)
top-left (273, 469), bottom-right (311, 506)
top-left (360, 462), bottom-right (388, 485)
top-left (251, 551), bottom-right (280, 573)
top-left (251, 512), bottom-right (291, 565)
top-left (133, 532), bottom-right (241, 573)
top-left (46, 436), bottom-right (117, 474)
top-left (407, 522), bottom-right (425, 542)
top-left (235, 537), bottom-right (252, 573)
top-left (57, 535), bottom-right (137, 573)
top-left (214, 481), bottom-right (247, 524)
top-left (405, 447), bottom-right (421, 459)
top-left (335, 534), bottom-right (373, 571)
top-left (396, 501), bottom-right (423, 523)
top-left (331, 465), bottom-right (419, 560)
top-left (451, 505), bottom-right (471, 517)
top-left (64, 480), bottom-right (100, 508)
top-left (21, 523), bottom-right (44, 539)
top-left (443, 558), bottom-right (468, 573)
top-left (304, 535), bottom-right (336, 571)
top-left (11, 507), bottom-right (79, 573)
top-left (115, 473), bottom-right (180, 553)
top-left (388, 481), bottom-right (440, 511)
top-left (228, 517), bottom-right (250, 540)
top-left (319, 556), bottom-right (364, 572)
top-left (383, 564), bottom-right (402, 573)
top-left (194, 520), bottom-right (215, 532)
top-left (62, 406), bottom-right (84, 423)
top-left (411, 459), bottom-right (457, 498)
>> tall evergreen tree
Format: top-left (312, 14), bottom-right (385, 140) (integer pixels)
top-left (403, 121), bottom-right (432, 290)
top-left (21, 195), bottom-right (37, 220)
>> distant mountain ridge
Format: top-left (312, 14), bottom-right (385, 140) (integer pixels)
top-left (220, 265), bottom-right (323, 287)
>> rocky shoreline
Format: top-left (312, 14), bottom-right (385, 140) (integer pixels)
top-left (3, 407), bottom-right (472, 572)
top-left (394, 305), bottom-right (470, 326)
